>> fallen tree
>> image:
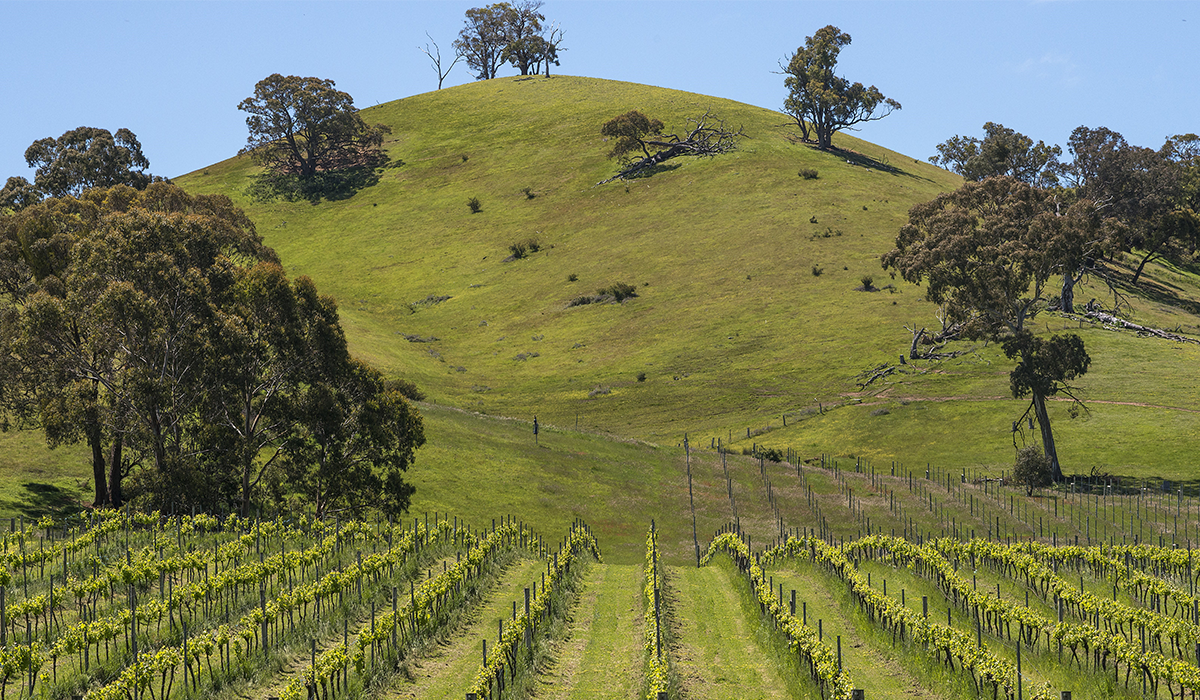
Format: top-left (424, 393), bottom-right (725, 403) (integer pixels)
top-left (1064, 301), bottom-right (1200, 345)
top-left (598, 109), bottom-right (745, 184)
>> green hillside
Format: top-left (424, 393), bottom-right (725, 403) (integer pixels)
top-left (170, 75), bottom-right (1200, 479)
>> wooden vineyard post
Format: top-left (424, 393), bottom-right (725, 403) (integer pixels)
top-left (261, 582), bottom-right (268, 658)
top-left (1016, 637), bottom-right (1022, 700)
top-left (525, 588), bottom-right (532, 653)
top-left (851, 691), bottom-right (865, 700)
top-left (309, 638), bottom-right (317, 699)
top-left (686, 435), bottom-right (699, 567)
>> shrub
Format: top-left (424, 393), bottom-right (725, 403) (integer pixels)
top-left (467, 196), bottom-right (481, 213)
top-left (508, 237), bottom-right (541, 259)
top-left (799, 168), bottom-right (819, 180)
top-left (598, 282), bottom-right (637, 301)
top-left (567, 273), bottom-right (578, 282)
top-left (461, 154), bottom-right (469, 162)
top-left (636, 372), bottom-right (647, 382)
top-left (860, 275), bottom-right (875, 290)
top-left (588, 386), bottom-right (611, 397)
top-left (521, 187), bottom-right (536, 200)
top-left (1013, 445), bottom-right (1052, 496)
top-left (811, 265), bottom-right (824, 277)
top-left (569, 282), bottom-right (638, 308)
top-left (758, 447), bottom-right (784, 462)
top-left (870, 407), bottom-right (889, 417)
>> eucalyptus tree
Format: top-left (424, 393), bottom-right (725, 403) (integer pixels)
top-left (781, 25), bottom-right (900, 150)
top-left (883, 177), bottom-right (1094, 481)
top-left (931, 122), bottom-right (1062, 188)
top-left (239, 74), bottom-right (390, 179)
top-left (23, 126), bottom-right (153, 200)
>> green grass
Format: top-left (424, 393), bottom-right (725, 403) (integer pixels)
top-left (671, 560), bottom-right (812, 699)
top-left (0, 429), bottom-right (90, 519)
top-left (534, 563), bottom-right (643, 700)
top-left (169, 74), bottom-right (1200, 485)
top-left (374, 556), bottom-right (543, 700)
top-left (764, 562), bottom-right (938, 699)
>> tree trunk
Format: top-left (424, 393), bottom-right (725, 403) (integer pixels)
top-left (1031, 392), bottom-right (1063, 481)
top-left (86, 424), bottom-right (108, 507)
top-left (241, 448), bottom-right (253, 518)
top-left (108, 432), bottom-right (124, 508)
top-left (1131, 248), bottom-right (1160, 285)
top-left (1060, 271), bottom-right (1076, 314)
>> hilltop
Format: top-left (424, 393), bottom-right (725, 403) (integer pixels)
top-left (171, 75), bottom-right (1200, 480)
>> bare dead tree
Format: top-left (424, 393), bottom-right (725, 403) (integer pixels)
top-left (541, 23), bottom-right (565, 76)
top-left (418, 32), bottom-right (462, 90)
top-left (598, 110), bottom-right (746, 185)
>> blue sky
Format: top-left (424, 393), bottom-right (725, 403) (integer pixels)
top-left (4, 1), bottom-right (1197, 181)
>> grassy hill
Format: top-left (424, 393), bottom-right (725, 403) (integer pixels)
top-left (173, 75), bottom-right (1200, 481)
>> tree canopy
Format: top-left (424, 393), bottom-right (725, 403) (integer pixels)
top-left (2, 127), bottom-right (155, 209)
top-left (600, 110), bottom-right (665, 161)
top-left (882, 177), bottom-right (1094, 480)
top-left (454, 4), bottom-right (510, 80)
top-left (781, 25), bottom-right (900, 150)
top-left (1059, 126), bottom-right (1199, 285)
top-left (598, 110), bottom-right (745, 184)
top-left (498, 0), bottom-right (545, 76)
top-left (238, 74), bottom-right (391, 179)
top-left (455, 2), bottom-right (563, 80)
top-left (931, 122), bottom-right (1062, 188)
top-left (0, 183), bottom-right (423, 515)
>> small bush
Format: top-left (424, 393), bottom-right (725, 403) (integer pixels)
top-left (758, 447), bottom-right (784, 463)
top-left (870, 407), bottom-right (889, 417)
top-left (508, 237), bottom-right (541, 259)
top-left (1013, 445), bottom-right (1052, 496)
top-left (467, 196), bottom-right (482, 213)
top-left (588, 386), bottom-right (611, 397)
top-left (461, 154), bottom-right (469, 162)
top-left (799, 169), bottom-right (819, 180)
top-left (636, 372), bottom-right (647, 382)
top-left (811, 265), bottom-right (824, 277)
top-left (521, 187), bottom-right (536, 200)
top-left (860, 275), bottom-right (875, 290)
top-left (567, 273), bottom-right (578, 282)
top-left (809, 215), bottom-right (818, 223)
top-left (598, 282), bottom-right (638, 301)
top-left (567, 295), bottom-right (595, 307)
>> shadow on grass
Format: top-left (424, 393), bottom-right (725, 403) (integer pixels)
top-left (1100, 263), bottom-right (1200, 320)
top-left (0, 482), bottom-right (87, 520)
top-left (622, 162), bottom-right (682, 181)
top-left (247, 155), bottom-right (402, 204)
top-left (781, 129), bottom-right (933, 182)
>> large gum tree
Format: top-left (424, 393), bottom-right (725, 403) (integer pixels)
top-left (882, 176), bottom-right (1093, 481)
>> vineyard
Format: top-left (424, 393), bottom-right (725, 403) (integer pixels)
top-left (2, 448), bottom-right (1200, 700)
